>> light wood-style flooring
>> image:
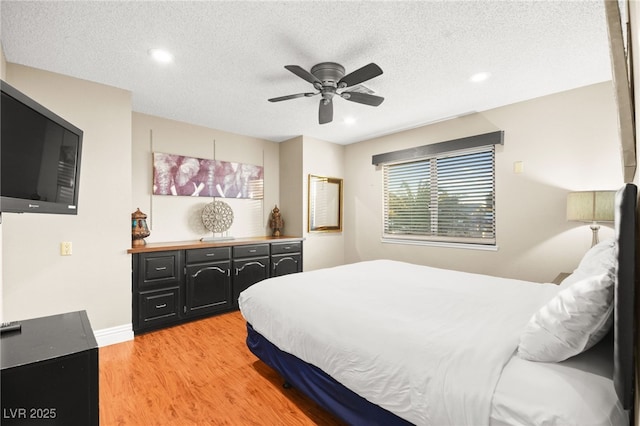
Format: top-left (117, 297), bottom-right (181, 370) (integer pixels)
top-left (99, 311), bottom-right (345, 425)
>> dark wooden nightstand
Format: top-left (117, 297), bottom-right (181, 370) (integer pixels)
top-left (1, 310), bottom-right (98, 425)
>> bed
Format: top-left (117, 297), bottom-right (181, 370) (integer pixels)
top-left (239, 183), bottom-right (637, 426)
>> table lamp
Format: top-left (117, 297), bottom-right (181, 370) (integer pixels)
top-left (566, 190), bottom-right (615, 246)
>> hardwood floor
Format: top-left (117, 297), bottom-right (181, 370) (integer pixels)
top-left (99, 311), bottom-right (346, 425)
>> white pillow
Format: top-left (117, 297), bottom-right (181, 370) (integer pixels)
top-left (517, 272), bottom-right (614, 362)
top-left (559, 238), bottom-right (617, 288)
top-left (577, 238), bottom-right (617, 272)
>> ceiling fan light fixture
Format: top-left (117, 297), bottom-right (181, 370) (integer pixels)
top-left (148, 48), bottom-right (174, 64)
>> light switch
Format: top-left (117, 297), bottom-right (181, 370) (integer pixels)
top-left (513, 161), bottom-right (524, 174)
top-left (60, 242), bottom-right (72, 256)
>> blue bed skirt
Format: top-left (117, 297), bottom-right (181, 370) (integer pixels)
top-left (245, 322), bottom-right (412, 425)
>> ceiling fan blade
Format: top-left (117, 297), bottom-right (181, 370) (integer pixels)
top-left (341, 91), bottom-right (385, 106)
top-left (319, 99), bottom-right (333, 124)
top-left (268, 92), bottom-right (317, 102)
top-left (285, 65), bottom-right (322, 86)
top-left (338, 63), bottom-right (383, 88)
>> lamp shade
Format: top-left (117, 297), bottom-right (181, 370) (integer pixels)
top-left (566, 191), bottom-right (615, 222)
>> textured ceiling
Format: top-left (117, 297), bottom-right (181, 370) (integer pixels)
top-left (0, 1), bottom-right (611, 145)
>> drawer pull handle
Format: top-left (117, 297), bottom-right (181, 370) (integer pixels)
top-left (284, 246), bottom-right (291, 249)
top-left (155, 266), bottom-right (167, 271)
top-left (273, 256), bottom-right (297, 268)
top-left (205, 253), bottom-right (216, 257)
top-left (235, 261), bottom-right (266, 275)
top-left (155, 303), bottom-right (167, 309)
top-left (249, 249), bottom-right (257, 253)
top-left (192, 266), bottom-right (228, 277)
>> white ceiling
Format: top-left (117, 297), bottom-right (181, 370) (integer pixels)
top-left (0, 1), bottom-right (612, 145)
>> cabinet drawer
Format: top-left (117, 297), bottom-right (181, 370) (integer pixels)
top-left (145, 257), bottom-right (175, 280)
top-left (233, 244), bottom-right (269, 258)
top-left (186, 247), bottom-right (230, 264)
top-left (138, 287), bottom-right (180, 326)
top-left (138, 251), bottom-right (182, 287)
top-left (271, 241), bottom-right (301, 255)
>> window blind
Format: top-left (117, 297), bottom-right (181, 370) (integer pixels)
top-left (383, 145), bottom-right (495, 245)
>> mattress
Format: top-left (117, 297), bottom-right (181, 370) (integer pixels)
top-left (239, 259), bottom-right (626, 425)
top-left (491, 333), bottom-right (627, 425)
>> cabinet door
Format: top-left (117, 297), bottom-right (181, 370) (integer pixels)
top-left (185, 261), bottom-right (231, 316)
top-left (271, 254), bottom-right (302, 277)
top-left (233, 257), bottom-right (269, 307)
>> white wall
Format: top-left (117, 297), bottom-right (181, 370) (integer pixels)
top-left (131, 113), bottom-right (279, 242)
top-left (2, 64), bottom-right (132, 331)
top-left (344, 82), bottom-right (620, 283)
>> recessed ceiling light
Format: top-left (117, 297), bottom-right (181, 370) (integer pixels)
top-left (469, 72), bottom-right (491, 82)
top-left (148, 48), bottom-right (174, 64)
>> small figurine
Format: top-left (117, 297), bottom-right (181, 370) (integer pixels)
top-left (269, 205), bottom-right (284, 237)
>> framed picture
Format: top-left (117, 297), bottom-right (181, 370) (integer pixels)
top-left (308, 174), bottom-right (343, 232)
top-left (152, 152), bottom-right (264, 199)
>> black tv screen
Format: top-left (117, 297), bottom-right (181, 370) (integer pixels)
top-left (1, 80), bottom-right (83, 215)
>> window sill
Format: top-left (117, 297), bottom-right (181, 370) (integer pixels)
top-left (381, 237), bottom-right (499, 251)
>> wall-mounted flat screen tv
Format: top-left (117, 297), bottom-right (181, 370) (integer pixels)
top-left (1, 80), bottom-right (83, 215)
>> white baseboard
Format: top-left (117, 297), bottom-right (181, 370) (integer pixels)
top-left (94, 323), bottom-right (134, 347)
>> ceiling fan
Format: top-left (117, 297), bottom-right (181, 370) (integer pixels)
top-left (268, 62), bottom-right (385, 124)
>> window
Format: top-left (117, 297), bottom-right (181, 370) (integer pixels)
top-left (382, 145), bottom-right (496, 246)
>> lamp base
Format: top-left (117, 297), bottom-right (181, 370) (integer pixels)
top-left (590, 222), bottom-right (600, 247)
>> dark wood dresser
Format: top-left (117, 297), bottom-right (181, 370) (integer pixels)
top-left (1, 310), bottom-right (99, 425)
top-left (128, 236), bottom-right (303, 334)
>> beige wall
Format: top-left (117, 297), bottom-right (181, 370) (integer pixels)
top-left (344, 82), bottom-right (620, 283)
top-left (632, 0), bottom-right (640, 186)
top-left (278, 136), bottom-right (304, 238)
top-left (276, 135), bottom-right (345, 270)
top-left (1, 43), bottom-right (5, 323)
top-left (1, 42), bottom-right (6, 78)
top-left (131, 113), bottom-right (279, 242)
top-left (0, 48), bottom-right (630, 347)
top-left (628, 1), bottom-right (639, 423)
top-left (1, 64), bottom-right (132, 331)
top-left (302, 136), bottom-right (345, 270)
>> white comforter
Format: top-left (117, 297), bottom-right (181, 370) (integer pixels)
top-left (239, 260), bottom-right (560, 425)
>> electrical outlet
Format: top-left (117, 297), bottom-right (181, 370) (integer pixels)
top-left (60, 242), bottom-right (72, 256)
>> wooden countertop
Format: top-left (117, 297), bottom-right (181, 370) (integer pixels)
top-left (127, 236), bottom-right (303, 254)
